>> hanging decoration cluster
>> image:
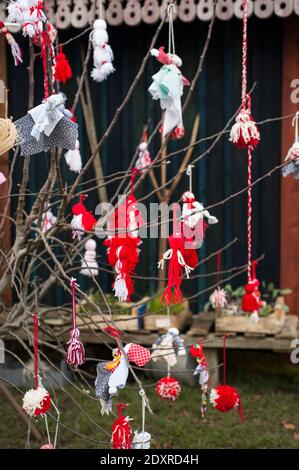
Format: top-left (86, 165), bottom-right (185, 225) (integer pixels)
top-left (229, 0), bottom-right (262, 322)
top-left (104, 169), bottom-right (143, 302)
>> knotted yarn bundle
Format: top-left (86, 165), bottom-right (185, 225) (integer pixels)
top-left (229, 107), bottom-right (260, 150)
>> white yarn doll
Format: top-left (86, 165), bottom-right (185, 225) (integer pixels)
top-left (90, 19), bottom-right (115, 83)
top-left (80, 239), bottom-right (99, 277)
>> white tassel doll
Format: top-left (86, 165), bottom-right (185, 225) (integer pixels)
top-left (65, 140), bottom-right (82, 174)
top-left (90, 19), bottom-right (115, 83)
top-left (80, 239), bottom-right (99, 277)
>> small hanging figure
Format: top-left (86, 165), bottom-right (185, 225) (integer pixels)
top-left (8, 1), bottom-right (47, 38)
top-left (71, 195), bottom-right (97, 240)
top-left (136, 129), bottom-right (152, 172)
top-left (190, 344), bottom-right (209, 418)
top-left (210, 335), bottom-right (244, 421)
top-left (0, 21), bottom-right (22, 66)
top-left (90, 19), bottom-right (115, 83)
top-left (158, 233), bottom-right (193, 305)
top-left (282, 112), bottom-right (299, 179)
top-left (148, 5), bottom-right (189, 139)
top-left (95, 339), bottom-right (151, 415)
top-left (111, 404), bottom-right (133, 450)
top-left (14, 93), bottom-right (78, 156)
top-left (80, 238), bottom-right (99, 277)
top-left (41, 207), bottom-right (57, 233)
top-left (241, 260), bottom-right (264, 323)
top-left (151, 327), bottom-right (186, 367)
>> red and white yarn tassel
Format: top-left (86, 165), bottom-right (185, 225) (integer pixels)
top-left (158, 234), bottom-right (193, 305)
top-left (229, 0), bottom-right (260, 150)
top-left (0, 21), bottom-right (22, 66)
top-left (66, 278), bottom-right (85, 367)
top-left (111, 404), bottom-right (133, 450)
top-left (23, 313), bottom-right (51, 418)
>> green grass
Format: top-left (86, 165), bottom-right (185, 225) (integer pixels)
top-left (1, 351), bottom-right (299, 449)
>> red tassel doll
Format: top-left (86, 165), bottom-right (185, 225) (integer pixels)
top-left (71, 195), bottom-right (97, 240)
top-left (111, 404), bottom-right (133, 449)
top-left (158, 233), bottom-right (193, 305)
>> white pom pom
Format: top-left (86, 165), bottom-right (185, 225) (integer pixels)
top-left (99, 61), bottom-right (115, 79)
top-left (94, 19), bottom-right (107, 30)
top-left (92, 29), bottom-right (109, 47)
top-left (139, 142), bottom-right (147, 152)
top-left (94, 47), bottom-right (112, 65)
top-left (23, 387), bottom-right (49, 417)
top-left (65, 140), bottom-right (82, 173)
top-left (7, 3), bottom-right (23, 23)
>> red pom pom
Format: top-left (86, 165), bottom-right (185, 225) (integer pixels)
top-left (81, 211), bottom-right (96, 231)
top-left (54, 48), bottom-right (73, 84)
top-left (155, 376), bottom-right (181, 401)
top-left (210, 384), bottom-right (244, 421)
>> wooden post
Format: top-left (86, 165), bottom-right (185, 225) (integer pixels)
top-left (281, 15), bottom-right (299, 316)
top-left (0, 36), bottom-right (12, 306)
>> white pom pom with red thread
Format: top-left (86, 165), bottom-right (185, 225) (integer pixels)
top-left (90, 19), bottom-right (115, 83)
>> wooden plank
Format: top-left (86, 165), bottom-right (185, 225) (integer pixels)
top-left (187, 312), bottom-right (215, 336)
top-left (275, 315), bottom-right (298, 339)
top-left (215, 313), bottom-right (285, 335)
top-left (281, 15), bottom-right (299, 316)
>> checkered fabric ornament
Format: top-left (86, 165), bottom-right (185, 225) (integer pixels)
top-left (126, 343), bottom-right (151, 367)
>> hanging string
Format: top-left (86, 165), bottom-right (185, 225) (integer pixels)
top-left (71, 278), bottom-right (77, 330)
top-left (130, 168), bottom-right (140, 195)
top-left (99, 0), bottom-right (103, 19)
top-left (33, 313), bottom-right (39, 390)
top-left (139, 389), bottom-right (146, 449)
top-left (167, 361), bottom-right (171, 379)
top-left (241, 0), bottom-right (248, 110)
top-left (216, 250), bottom-right (221, 286)
top-left (167, 4), bottom-right (176, 55)
top-left (186, 164), bottom-right (194, 193)
top-left (247, 146), bottom-right (252, 281)
top-left (223, 334), bottom-right (227, 385)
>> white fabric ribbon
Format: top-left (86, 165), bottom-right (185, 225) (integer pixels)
top-left (29, 94), bottom-right (72, 141)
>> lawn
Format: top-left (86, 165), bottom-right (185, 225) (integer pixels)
top-left (0, 351), bottom-right (299, 449)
